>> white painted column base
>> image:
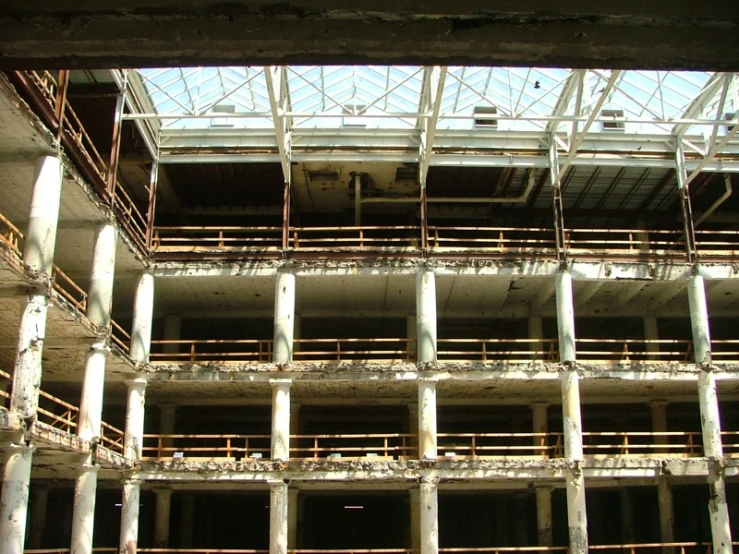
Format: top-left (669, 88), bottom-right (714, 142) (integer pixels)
top-left (0, 442), bottom-right (35, 554)
top-left (270, 481), bottom-right (288, 554)
top-left (70, 462), bottom-right (99, 554)
top-left (419, 478), bottom-right (438, 554)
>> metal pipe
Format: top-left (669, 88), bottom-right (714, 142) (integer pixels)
top-left (695, 174), bottom-right (733, 227)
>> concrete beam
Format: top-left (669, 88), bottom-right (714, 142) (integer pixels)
top-left (0, 3), bottom-right (738, 70)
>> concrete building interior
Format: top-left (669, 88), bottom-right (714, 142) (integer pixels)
top-left (0, 6), bottom-right (739, 554)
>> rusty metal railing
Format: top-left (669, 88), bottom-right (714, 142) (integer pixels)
top-left (428, 226), bottom-right (557, 256)
top-left (437, 338), bottom-right (558, 363)
top-left (291, 433), bottom-right (416, 460)
top-left (565, 228), bottom-right (687, 261)
top-left (141, 434), bottom-right (271, 461)
top-left (293, 338), bottom-right (414, 363)
top-left (149, 339), bottom-right (273, 363)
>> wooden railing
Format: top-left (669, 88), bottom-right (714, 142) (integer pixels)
top-left (37, 388), bottom-right (79, 433)
top-left (565, 228), bottom-right (687, 260)
top-left (292, 433), bottom-right (416, 460)
top-left (437, 432), bottom-right (563, 458)
top-left (575, 339), bottom-right (693, 363)
top-left (428, 226), bottom-right (557, 255)
top-left (293, 339), bottom-right (414, 363)
top-left (111, 319), bottom-right (131, 354)
top-left (582, 432), bottom-right (702, 458)
top-left (100, 421), bottom-right (125, 455)
top-left (152, 226), bottom-right (283, 252)
top-left (290, 226), bottom-right (421, 251)
top-left (0, 212), bottom-right (24, 255)
top-left (141, 434), bottom-right (271, 461)
top-left (0, 369), bottom-right (12, 410)
top-left (51, 265), bottom-right (88, 312)
top-left (437, 339), bottom-right (558, 363)
top-left (149, 339), bottom-right (273, 363)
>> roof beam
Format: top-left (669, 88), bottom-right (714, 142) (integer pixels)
top-left (546, 69), bottom-right (585, 136)
top-left (264, 65), bottom-right (291, 184)
top-left (673, 73), bottom-right (726, 139)
top-left (418, 66), bottom-right (447, 186)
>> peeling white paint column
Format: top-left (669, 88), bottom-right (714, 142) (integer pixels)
top-left (688, 275), bottom-right (711, 364)
top-left (698, 370), bottom-right (733, 553)
top-left (418, 380), bottom-right (437, 460)
top-left (557, 268), bottom-right (588, 554)
top-left (153, 488), bottom-right (172, 548)
top-left (11, 155), bottom-right (64, 420)
top-left (129, 272), bottom-right (155, 364)
top-left (271, 379), bottom-right (292, 461)
top-left (71, 223), bottom-right (118, 554)
top-left (270, 480), bottom-right (288, 554)
top-left (274, 272), bottom-right (296, 364)
top-left (419, 478), bottom-right (439, 554)
top-left (119, 478), bottom-right (141, 554)
top-left (416, 269), bottom-right (437, 364)
top-left (0, 442), bottom-right (36, 554)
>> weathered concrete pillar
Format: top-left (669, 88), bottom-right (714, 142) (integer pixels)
top-left (0, 442), bottom-right (35, 554)
top-left (124, 378), bottom-right (147, 461)
top-left (416, 269), bottom-right (437, 363)
top-left (620, 487), bottom-right (634, 544)
top-left (119, 478), bottom-right (141, 554)
top-left (408, 403), bottom-right (419, 456)
top-left (28, 485), bottom-right (49, 548)
top-left (271, 379), bottom-right (292, 461)
top-left (528, 314), bottom-right (544, 360)
top-left (162, 314), bottom-right (181, 355)
top-left (657, 477), bottom-right (675, 548)
top-left (688, 275), bottom-right (712, 364)
top-left (698, 370), bottom-right (733, 553)
top-left (70, 462), bottom-right (99, 554)
top-left (274, 272), bottom-right (296, 364)
top-left (11, 156), bottom-right (63, 421)
top-left (290, 402), bottom-right (301, 440)
top-left (555, 271), bottom-right (576, 362)
top-left (153, 488), bottom-right (172, 548)
top-left (535, 486), bottom-right (553, 547)
top-left (643, 314), bottom-right (660, 360)
top-left (532, 403), bottom-right (549, 457)
top-left (651, 400), bottom-right (669, 448)
top-left (419, 478), bottom-right (439, 554)
top-left (130, 272), bottom-right (155, 364)
top-left (24, 155), bottom-right (63, 275)
top-left (287, 488), bottom-right (299, 549)
top-left (78, 344), bottom-right (108, 443)
top-left (418, 380), bottom-right (437, 460)
top-left (159, 404), bottom-right (177, 451)
top-left (87, 223), bottom-right (118, 328)
top-left (180, 494), bottom-right (195, 548)
top-left (561, 370), bottom-right (588, 554)
top-left (410, 488), bottom-right (421, 554)
top-left (270, 480), bottom-right (288, 554)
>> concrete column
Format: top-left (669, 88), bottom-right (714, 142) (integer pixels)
top-left (290, 402), bottom-right (301, 438)
top-left (657, 478), bottom-right (675, 547)
top-left (293, 314), bottom-right (301, 355)
top-left (153, 488), bottom-right (172, 548)
top-left (274, 272), bottom-right (296, 364)
top-left (688, 275), bottom-right (712, 364)
top-left (410, 488), bottom-right (421, 554)
top-left (28, 486), bottom-right (49, 549)
top-left (643, 314), bottom-right (660, 360)
top-left (180, 495), bottom-right (195, 548)
top-left (10, 293), bottom-right (49, 419)
top-left (70, 462), bottom-right (99, 554)
top-left (407, 314), bottom-right (418, 361)
top-left (555, 271), bottom-right (576, 363)
top-left (532, 403), bottom-right (549, 457)
top-left (0, 442), bottom-right (35, 554)
top-left (416, 269), bottom-right (437, 363)
top-left (119, 478), bottom-right (141, 554)
top-left (271, 379), bottom-right (292, 461)
top-left (512, 494), bottom-right (528, 546)
top-left (287, 488), bottom-right (299, 549)
top-left (162, 314), bottom-right (181, 355)
top-left (130, 272), bottom-right (155, 364)
top-left (528, 314), bottom-right (544, 360)
top-left (87, 223), bottom-right (118, 328)
top-left (159, 404), bottom-right (177, 451)
top-left (698, 371), bottom-right (733, 553)
top-left (419, 478), bottom-right (439, 554)
top-left (561, 370), bottom-right (588, 554)
top-left (270, 481), bottom-right (288, 554)
top-left (124, 378), bottom-right (147, 461)
top-left (24, 155), bottom-right (63, 275)
top-left (408, 404), bottom-right (419, 456)
top-left (651, 400), bottom-right (669, 448)
top-left (418, 380), bottom-right (437, 460)
top-left (535, 486), bottom-right (553, 547)
top-left (78, 343), bottom-right (109, 442)
top-left (620, 487), bottom-right (634, 544)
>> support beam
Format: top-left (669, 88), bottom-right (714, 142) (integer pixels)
top-left (287, 488), bottom-right (299, 549)
top-left (0, 442), bottom-right (35, 554)
top-left (130, 272), bottom-right (155, 364)
top-left (528, 314), bottom-right (544, 361)
top-left (162, 314), bottom-right (181, 355)
top-left (532, 403), bottom-right (549, 458)
top-left (561, 370), bottom-right (588, 554)
top-left (418, 66), bottom-right (447, 186)
top-left (657, 478), bottom-right (675, 548)
top-left (535, 486), bottom-right (553, 547)
top-left (410, 488), bottom-right (420, 554)
top-left (153, 488), bottom-right (172, 548)
top-left (123, 378), bottom-right (147, 462)
top-left (416, 269), bottom-right (437, 364)
top-left (418, 380), bottom-right (437, 460)
top-left (271, 379), bottom-right (292, 461)
top-left (119, 478), bottom-right (141, 554)
top-left (274, 272), bottom-right (296, 364)
top-left (180, 495), bottom-right (194, 548)
top-left (419, 479), bottom-right (438, 554)
top-left (555, 271), bottom-right (576, 363)
top-left (70, 462), bottom-right (99, 554)
top-left (24, 156), bottom-right (63, 276)
top-left (270, 480), bottom-right (288, 554)
top-left (28, 486), bottom-right (49, 549)
top-left (688, 275), bottom-right (712, 364)
top-left (644, 315), bottom-right (660, 361)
